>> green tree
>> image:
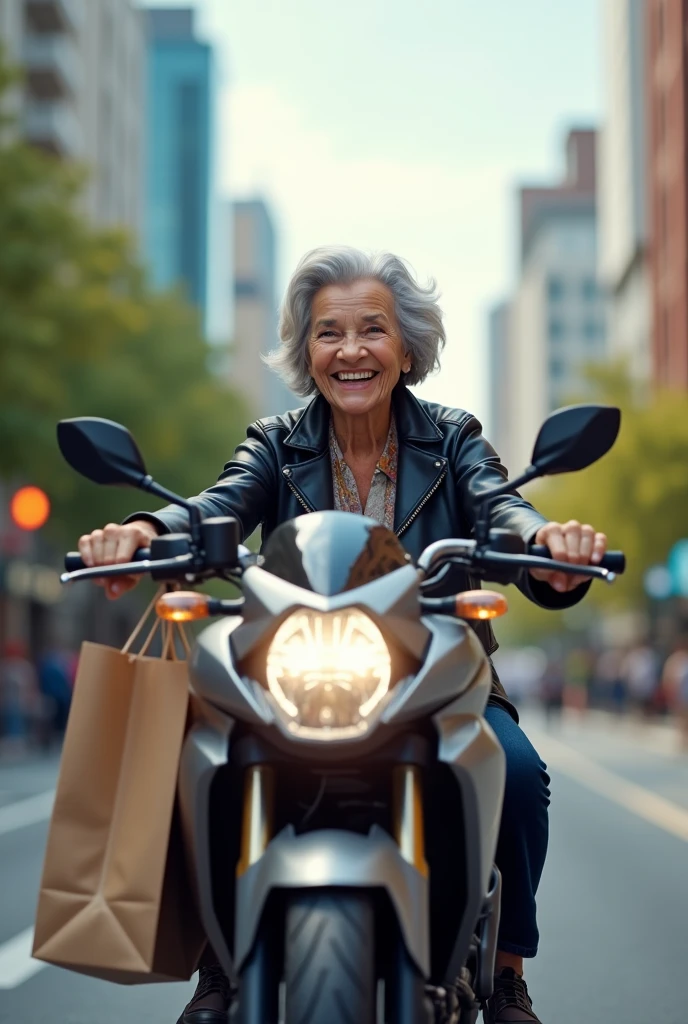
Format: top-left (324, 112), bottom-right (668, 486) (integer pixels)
top-left (0, 47), bottom-right (250, 551)
top-left (495, 364), bottom-right (688, 645)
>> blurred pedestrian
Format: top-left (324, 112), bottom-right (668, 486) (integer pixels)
top-left (595, 648), bottom-right (626, 714)
top-left (661, 640), bottom-right (688, 750)
top-left (622, 645), bottom-right (661, 719)
top-left (0, 640), bottom-right (41, 756)
top-left (563, 647), bottom-right (591, 715)
top-left (540, 655), bottom-right (565, 726)
top-left (37, 647), bottom-right (74, 747)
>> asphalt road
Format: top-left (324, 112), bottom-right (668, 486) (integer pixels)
top-left (0, 709), bottom-right (686, 1024)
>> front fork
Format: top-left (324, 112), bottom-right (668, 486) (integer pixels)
top-left (234, 764), bottom-right (432, 1023)
top-left (236, 763), bottom-right (428, 877)
top-left (236, 766), bottom-right (275, 875)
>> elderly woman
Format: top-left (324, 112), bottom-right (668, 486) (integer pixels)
top-left (80, 246), bottom-right (607, 1024)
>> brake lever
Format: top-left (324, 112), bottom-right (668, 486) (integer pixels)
top-left (60, 553), bottom-right (195, 585)
top-left (419, 558), bottom-right (473, 592)
top-left (477, 551), bottom-right (615, 584)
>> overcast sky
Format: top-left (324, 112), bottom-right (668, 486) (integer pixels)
top-left (148, 0), bottom-right (601, 433)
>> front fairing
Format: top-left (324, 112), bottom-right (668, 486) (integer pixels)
top-left (260, 511), bottom-right (411, 595)
top-left (188, 562), bottom-right (490, 758)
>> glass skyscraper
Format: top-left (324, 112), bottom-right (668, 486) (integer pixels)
top-left (145, 8), bottom-right (211, 317)
top-left (233, 199), bottom-right (302, 416)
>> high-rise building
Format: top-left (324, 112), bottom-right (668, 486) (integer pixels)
top-left (487, 301), bottom-right (516, 471)
top-left (0, 0), bottom-right (145, 235)
top-left (647, 0), bottom-right (688, 388)
top-left (145, 7), bottom-right (212, 318)
top-left (505, 130), bottom-right (606, 470)
top-left (599, 0), bottom-right (651, 383)
top-left (232, 199), bottom-right (300, 418)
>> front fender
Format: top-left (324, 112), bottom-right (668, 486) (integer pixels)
top-left (235, 826), bottom-right (430, 976)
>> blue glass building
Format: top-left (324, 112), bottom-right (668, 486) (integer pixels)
top-left (145, 8), bottom-right (212, 318)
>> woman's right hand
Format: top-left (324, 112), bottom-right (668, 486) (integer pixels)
top-left (78, 520), bottom-right (159, 600)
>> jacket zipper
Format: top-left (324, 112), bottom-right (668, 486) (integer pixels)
top-left (395, 467), bottom-right (448, 539)
top-left (284, 475), bottom-right (315, 513)
top-left (284, 464), bottom-right (448, 535)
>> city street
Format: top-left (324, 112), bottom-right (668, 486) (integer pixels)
top-left (0, 711), bottom-right (685, 1024)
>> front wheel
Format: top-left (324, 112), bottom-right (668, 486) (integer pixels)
top-left (284, 892), bottom-right (376, 1024)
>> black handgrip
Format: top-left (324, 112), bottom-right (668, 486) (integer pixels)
top-left (529, 545), bottom-right (626, 574)
top-left (64, 548), bottom-right (151, 571)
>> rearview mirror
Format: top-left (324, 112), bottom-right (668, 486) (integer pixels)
top-left (57, 417), bottom-right (148, 487)
top-left (531, 405), bottom-right (621, 476)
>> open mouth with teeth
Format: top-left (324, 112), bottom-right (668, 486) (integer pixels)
top-left (332, 370), bottom-right (380, 382)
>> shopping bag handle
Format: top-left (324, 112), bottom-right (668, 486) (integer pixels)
top-left (122, 588), bottom-right (191, 660)
top-left (162, 621), bottom-right (190, 661)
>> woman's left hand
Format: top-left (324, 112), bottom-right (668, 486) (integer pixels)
top-left (530, 520), bottom-right (608, 593)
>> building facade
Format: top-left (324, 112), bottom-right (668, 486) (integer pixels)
top-left (0, 0), bottom-right (145, 236)
top-left (647, 0), bottom-right (688, 388)
top-left (505, 130), bottom-right (606, 470)
top-left (232, 199), bottom-right (300, 418)
top-left (487, 301), bottom-right (515, 471)
top-left (599, 0), bottom-right (652, 384)
top-left (145, 7), bottom-right (212, 318)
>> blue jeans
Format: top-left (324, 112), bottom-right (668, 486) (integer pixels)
top-left (484, 705), bottom-right (550, 958)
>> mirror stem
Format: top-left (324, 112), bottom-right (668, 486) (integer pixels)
top-left (474, 465), bottom-right (539, 547)
top-left (486, 465), bottom-right (539, 502)
top-left (140, 476), bottom-right (203, 544)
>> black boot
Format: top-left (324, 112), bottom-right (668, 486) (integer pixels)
top-left (176, 962), bottom-right (235, 1024)
top-left (482, 968), bottom-right (543, 1023)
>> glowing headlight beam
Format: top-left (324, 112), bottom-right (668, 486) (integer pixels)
top-left (265, 609), bottom-right (392, 740)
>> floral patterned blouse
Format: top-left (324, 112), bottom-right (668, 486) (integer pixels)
top-left (328, 415), bottom-right (398, 530)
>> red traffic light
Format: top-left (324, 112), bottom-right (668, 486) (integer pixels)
top-left (10, 486), bottom-right (51, 531)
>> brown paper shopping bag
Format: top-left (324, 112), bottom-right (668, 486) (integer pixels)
top-left (33, 591), bottom-right (206, 984)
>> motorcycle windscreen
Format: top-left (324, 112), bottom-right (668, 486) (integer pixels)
top-left (261, 511), bottom-right (410, 596)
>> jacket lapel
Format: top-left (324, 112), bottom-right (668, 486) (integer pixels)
top-left (394, 444), bottom-right (447, 535)
top-left (281, 386), bottom-right (447, 524)
top-left (392, 387), bottom-right (447, 535)
top-left (283, 394), bottom-right (333, 512)
top-left (283, 450), bottom-right (334, 513)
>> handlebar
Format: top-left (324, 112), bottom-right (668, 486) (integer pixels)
top-left (417, 536), bottom-right (626, 587)
top-left (64, 548), bottom-right (150, 572)
top-left (62, 536), bottom-right (255, 584)
top-left (528, 545), bottom-right (625, 574)
top-left (63, 532), bottom-right (625, 591)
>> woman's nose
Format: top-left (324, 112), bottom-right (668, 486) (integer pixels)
top-left (337, 331), bottom-right (367, 359)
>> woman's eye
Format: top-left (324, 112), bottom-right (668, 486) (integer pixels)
top-left (366, 325), bottom-right (384, 334)
top-left (318, 330), bottom-right (336, 338)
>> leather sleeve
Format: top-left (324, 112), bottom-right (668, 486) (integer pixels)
top-left (451, 413), bottom-right (590, 610)
top-left (122, 421), bottom-right (279, 542)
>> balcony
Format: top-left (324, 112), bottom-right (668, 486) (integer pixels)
top-left (23, 100), bottom-right (83, 158)
top-left (25, 0), bottom-right (84, 36)
top-left (23, 33), bottom-right (81, 99)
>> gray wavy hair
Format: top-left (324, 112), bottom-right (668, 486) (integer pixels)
top-left (263, 245), bottom-right (446, 396)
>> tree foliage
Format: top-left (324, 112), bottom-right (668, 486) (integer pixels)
top-left (496, 363), bottom-right (688, 645)
top-left (0, 49), bottom-right (249, 550)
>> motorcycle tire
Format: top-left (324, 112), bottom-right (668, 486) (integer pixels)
top-left (284, 891), bottom-right (376, 1024)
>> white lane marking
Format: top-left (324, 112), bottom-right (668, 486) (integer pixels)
top-left (0, 790), bottom-right (55, 837)
top-left (532, 730), bottom-right (688, 844)
top-left (0, 928), bottom-right (46, 989)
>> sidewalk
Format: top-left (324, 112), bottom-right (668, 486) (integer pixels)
top-left (523, 704), bottom-right (685, 758)
top-left (0, 745), bottom-right (61, 807)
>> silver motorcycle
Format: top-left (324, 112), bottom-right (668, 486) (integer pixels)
top-left (59, 403), bottom-right (624, 1024)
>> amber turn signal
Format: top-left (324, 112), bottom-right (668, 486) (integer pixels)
top-left (454, 590), bottom-right (508, 620)
top-left (156, 591), bottom-right (210, 622)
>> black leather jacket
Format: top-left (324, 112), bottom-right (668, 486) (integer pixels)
top-left (127, 385), bottom-right (587, 716)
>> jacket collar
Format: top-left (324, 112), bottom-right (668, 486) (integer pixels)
top-left (283, 384), bottom-right (443, 452)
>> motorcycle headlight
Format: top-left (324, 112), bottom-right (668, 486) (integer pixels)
top-left (265, 608), bottom-right (392, 740)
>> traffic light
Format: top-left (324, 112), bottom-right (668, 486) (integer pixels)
top-left (10, 486), bottom-right (51, 531)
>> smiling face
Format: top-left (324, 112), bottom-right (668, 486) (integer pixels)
top-left (307, 279), bottom-right (411, 419)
